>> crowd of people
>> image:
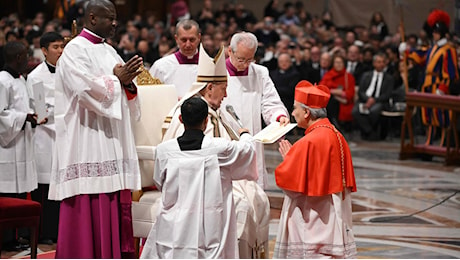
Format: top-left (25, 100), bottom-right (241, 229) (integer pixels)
top-left (1, 1), bottom-right (458, 139)
top-left (0, 0), bottom-right (458, 258)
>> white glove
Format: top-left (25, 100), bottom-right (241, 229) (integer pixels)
top-left (398, 42), bottom-right (407, 54)
top-left (436, 88), bottom-right (445, 95)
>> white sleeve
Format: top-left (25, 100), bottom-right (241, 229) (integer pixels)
top-left (149, 59), bottom-right (166, 83)
top-left (153, 147), bottom-right (165, 191)
top-left (0, 83), bottom-right (27, 146)
top-left (56, 44), bottom-right (123, 120)
top-left (127, 91), bottom-right (141, 121)
top-left (218, 134), bottom-right (258, 181)
top-left (259, 65), bottom-right (289, 123)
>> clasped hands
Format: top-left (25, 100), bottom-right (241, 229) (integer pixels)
top-left (364, 97), bottom-right (376, 109)
top-left (113, 55), bottom-right (143, 87)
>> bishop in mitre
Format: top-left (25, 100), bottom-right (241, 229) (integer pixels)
top-left (148, 43), bottom-right (270, 258)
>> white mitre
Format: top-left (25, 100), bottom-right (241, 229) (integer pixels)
top-left (161, 43), bottom-right (227, 136)
top-left (181, 43), bottom-right (227, 101)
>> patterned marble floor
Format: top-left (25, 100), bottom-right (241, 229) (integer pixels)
top-left (265, 132), bottom-right (460, 259)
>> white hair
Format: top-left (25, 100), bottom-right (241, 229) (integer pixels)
top-left (300, 103), bottom-right (328, 119)
top-left (229, 32), bottom-right (258, 53)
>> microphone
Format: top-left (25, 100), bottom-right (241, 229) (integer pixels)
top-left (226, 105), bottom-right (243, 128)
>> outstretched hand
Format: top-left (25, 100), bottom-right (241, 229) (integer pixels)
top-left (113, 55), bottom-right (143, 85)
top-left (278, 116), bottom-right (290, 126)
top-left (278, 139), bottom-right (292, 159)
top-left (238, 128), bottom-right (250, 136)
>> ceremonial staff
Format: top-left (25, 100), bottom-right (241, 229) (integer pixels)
top-left (397, 0), bottom-right (410, 93)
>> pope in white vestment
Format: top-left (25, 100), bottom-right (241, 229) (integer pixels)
top-left (0, 70), bottom-right (37, 193)
top-left (141, 97), bottom-right (258, 259)
top-left (162, 44), bottom-right (271, 258)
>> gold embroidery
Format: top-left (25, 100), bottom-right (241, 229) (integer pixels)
top-left (210, 114), bottom-right (220, 137)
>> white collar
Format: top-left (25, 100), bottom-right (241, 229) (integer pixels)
top-left (436, 38), bottom-right (447, 47)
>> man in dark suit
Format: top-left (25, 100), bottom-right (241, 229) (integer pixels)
top-left (346, 44), bottom-right (368, 84)
top-left (270, 53), bottom-right (301, 116)
top-left (352, 52), bottom-right (394, 140)
top-left (254, 16), bottom-right (280, 48)
top-left (297, 45), bottom-right (321, 83)
top-left (318, 51), bottom-right (332, 81)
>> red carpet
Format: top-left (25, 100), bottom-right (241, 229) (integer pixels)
top-left (20, 250), bottom-right (55, 259)
top-left (18, 248), bottom-right (143, 259)
top-left (15, 244), bottom-right (145, 258)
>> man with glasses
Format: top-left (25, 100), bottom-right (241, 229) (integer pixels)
top-left (274, 80), bottom-right (357, 258)
top-left (224, 31), bottom-right (290, 189)
top-left (223, 31), bottom-right (289, 258)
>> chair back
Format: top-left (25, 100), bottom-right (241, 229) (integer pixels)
top-left (132, 85), bottom-right (178, 187)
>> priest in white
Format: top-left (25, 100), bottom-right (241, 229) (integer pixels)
top-left (26, 31), bottom-right (65, 243)
top-left (149, 19), bottom-right (201, 99)
top-left (162, 43), bottom-right (271, 258)
top-left (141, 96), bottom-right (257, 259)
top-left (222, 31), bottom-right (290, 189)
top-left (0, 41), bottom-right (39, 195)
top-left (48, 0), bottom-right (143, 258)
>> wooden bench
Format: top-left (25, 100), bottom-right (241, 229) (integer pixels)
top-left (399, 92), bottom-right (460, 165)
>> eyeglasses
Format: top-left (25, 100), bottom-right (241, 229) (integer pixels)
top-left (232, 51), bottom-right (254, 64)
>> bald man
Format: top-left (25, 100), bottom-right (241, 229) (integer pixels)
top-left (270, 53), bottom-right (301, 116)
top-left (49, 0), bottom-right (143, 258)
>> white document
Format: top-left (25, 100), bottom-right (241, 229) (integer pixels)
top-left (33, 81), bottom-right (46, 122)
top-left (253, 122), bottom-right (297, 144)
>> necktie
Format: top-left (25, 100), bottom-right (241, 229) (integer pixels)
top-left (371, 73), bottom-right (380, 97)
top-left (350, 62), bottom-right (356, 74)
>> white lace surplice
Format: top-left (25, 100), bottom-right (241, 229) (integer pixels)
top-left (48, 36), bottom-right (141, 201)
top-left (274, 189), bottom-right (357, 258)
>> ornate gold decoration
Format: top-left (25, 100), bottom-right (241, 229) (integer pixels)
top-left (71, 20), bottom-right (78, 37)
top-left (136, 65), bottom-right (163, 85)
top-left (64, 20), bottom-right (78, 44)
